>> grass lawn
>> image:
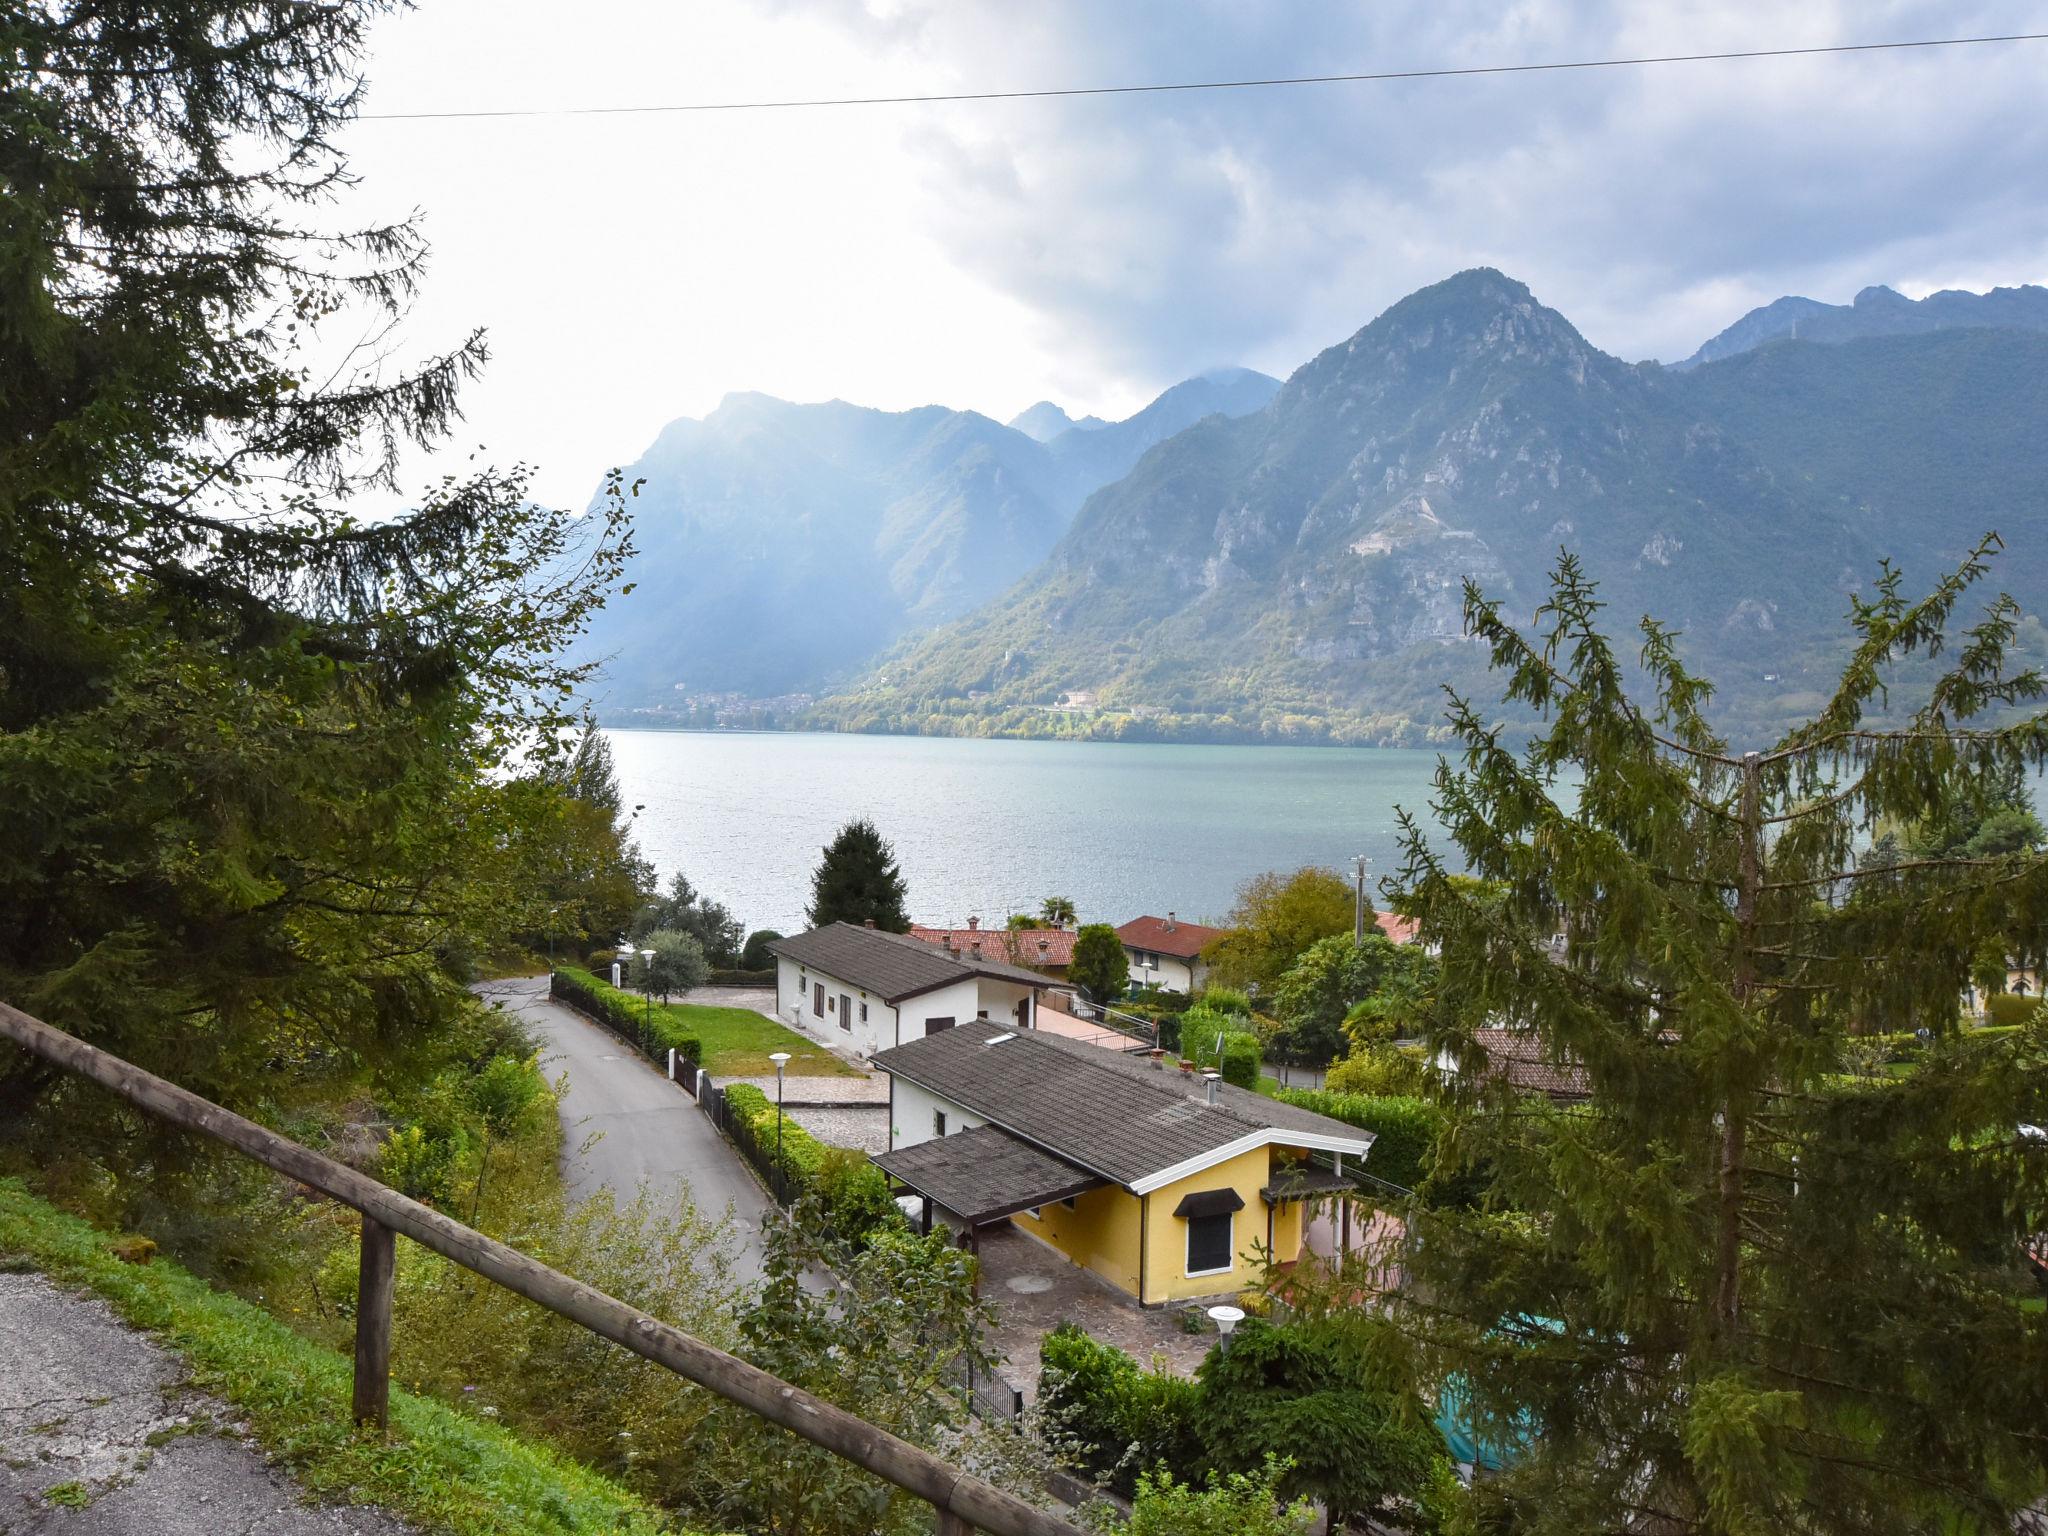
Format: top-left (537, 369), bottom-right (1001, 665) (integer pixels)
top-left (0, 1180), bottom-right (683, 1536)
top-left (557, 966), bottom-right (853, 1079)
top-left (656, 1000), bottom-right (853, 1079)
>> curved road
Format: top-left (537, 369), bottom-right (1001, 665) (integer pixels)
top-left (476, 975), bottom-right (774, 1280)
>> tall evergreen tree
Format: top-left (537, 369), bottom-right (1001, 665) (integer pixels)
top-left (1068, 924), bottom-right (1129, 1005)
top-left (805, 819), bottom-right (910, 932)
top-left (1392, 542), bottom-right (2048, 1534)
top-left (0, 5), bottom-right (633, 1127)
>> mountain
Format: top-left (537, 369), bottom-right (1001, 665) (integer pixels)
top-left (818, 269), bottom-right (2048, 745)
top-left (578, 370), bottom-right (1278, 703)
top-left (1677, 281), bottom-right (2048, 369)
top-left (1006, 400), bottom-right (1107, 441)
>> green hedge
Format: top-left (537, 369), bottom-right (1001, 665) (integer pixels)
top-left (1270, 1087), bottom-right (1443, 1193)
top-left (722, 1083), bottom-right (904, 1246)
top-left (1985, 993), bottom-right (2044, 1030)
top-left (706, 967), bottom-right (776, 987)
top-left (1039, 1324), bottom-right (1203, 1497)
top-left (1219, 1033), bottom-right (1262, 1089)
top-left (551, 966), bottom-right (701, 1064)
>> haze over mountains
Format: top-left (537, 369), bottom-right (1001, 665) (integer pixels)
top-left (581, 368), bottom-right (1278, 700)
top-left (582, 272), bottom-right (2048, 745)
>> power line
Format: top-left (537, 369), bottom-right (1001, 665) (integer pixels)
top-left (358, 32), bottom-right (2048, 122)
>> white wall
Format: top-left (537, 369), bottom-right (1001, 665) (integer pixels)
top-left (889, 1077), bottom-right (983, 1152)
top-left (1123, 948), bottom-right (1203, 993)
top-left (776, 954), bottom-right (901, 1057)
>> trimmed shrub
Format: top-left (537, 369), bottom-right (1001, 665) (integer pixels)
top-left (551, 965), bottom-right (703, 1066)
top-left (1039, 1324), bottom-right (1204, 1497)
top-left (739, 930), bottom-right (783, 970)
top-left (1985, 993), bottom-right (2043, 1029)
top-left (1219, 1033), bottom-right (1261, 1090)
top-left (706, 968), bottom-right (776, 987)
top-left (1270, 1087), bottom-right (1443, 1193)
top-left (721, 1084), bottom-right (903, 1246)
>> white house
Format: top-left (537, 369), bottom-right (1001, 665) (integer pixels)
top-left (770, 921), bottom-right (1049, 1060)
top-left (1114, 913), bottom-right (1225, 994)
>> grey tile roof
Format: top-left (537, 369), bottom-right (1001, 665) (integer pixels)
top-left (874, 1125), bottom-right (1105, 1224)
top-left (870, 1024), bottom-right (1374, 1188)
top-left (769, 922), bottom-right (1048, 1003)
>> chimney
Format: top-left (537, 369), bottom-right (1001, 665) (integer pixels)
top-left (967, 915), bottom-right (980, 931)
top-left (1203, 1070), bottom-right (1220, 1105)
top-left (1038, 938), bottom-right (1050, 957)
top-left (864, 918), bottom-right (876, 928)
top-left (970, 939), bottom-right (982, 958)
top-left (1165, 911), bottom-right (1177, 931)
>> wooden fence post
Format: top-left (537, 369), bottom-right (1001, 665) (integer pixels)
top-left (936, 1510), bottom-right (975, 1535)
top-left (352, 1215), bottom-right (396, 1431)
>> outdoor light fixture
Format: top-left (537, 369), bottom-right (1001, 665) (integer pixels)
top-left (768, 1051), bottom-right (792, 1194)
top-left (637, 947), bottom-right (656, 1036)
top-left (1208, 1304), bottom-right (1244, 1351)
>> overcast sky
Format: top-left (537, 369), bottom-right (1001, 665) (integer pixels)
top-left (335, 1), bottom-right (2048, 509)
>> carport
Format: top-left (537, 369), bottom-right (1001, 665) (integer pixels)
top-left (875, 1125), bottom-right (1106, 1270)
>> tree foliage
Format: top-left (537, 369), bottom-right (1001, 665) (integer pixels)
top-left (1395, 543), bottom-right (2048, 1534)
top-left (632, 870), bottom-right (742, 965)
top-left (1202, 866), bottom-right (1354, 991)
top-left (1270, 931), bottom-right (1434, 1064)
top-left (636, 930), bottom-right (708, 1004)
top-left (805, 819), bottom-right (910, 932)
top-left (524, 726), bottom-right (654, 956)
top-left (0, 2), bottom-right (634, 1134)
top-left (1040, 895), bottom-right (1078, 928)
top-left (1069, 923), bottom-right (1129, 1004)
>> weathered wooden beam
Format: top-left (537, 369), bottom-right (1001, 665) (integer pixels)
top-left (0, 1001), bottom-right (1081, 1536)
top-left (937, 1511), bottom-right (976, 1535)
top-left (352, 1216), bottom-right (396, 1431)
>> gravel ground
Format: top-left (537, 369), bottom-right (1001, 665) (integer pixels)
top-left (723, 1074), bottom-right (889, 1105)
top-left (785, 1104), bottom-right (891, 1154)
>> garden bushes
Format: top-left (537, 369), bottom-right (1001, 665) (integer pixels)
top-left (551, 965), bottom-right (701, 1065)
top-left (1039, 1324), bottom-right (1204, 1496)
top-left (706, 967), bottom-right (776, 987)
top-left (721, 1084), bottom-right (904, 1246)
top-left (1270, 1087), bottom-right (1443, 1193)
top-left (1985, 993), bottom-right (2043, 1029)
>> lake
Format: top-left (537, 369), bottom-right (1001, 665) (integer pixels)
top-left (605, 729), bottom-right (1453, 935)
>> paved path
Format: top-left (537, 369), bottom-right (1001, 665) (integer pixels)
top-left (0, 1272), bottom-right (411, 1534)
top-left (476, 976), bottom-right (774, 1281)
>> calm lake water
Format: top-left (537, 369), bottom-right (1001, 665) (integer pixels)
top-left (605, 729), bottom-right (1453, 935)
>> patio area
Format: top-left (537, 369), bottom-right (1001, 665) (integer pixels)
top-left (971, 1220), bottom-right (1221, 1402)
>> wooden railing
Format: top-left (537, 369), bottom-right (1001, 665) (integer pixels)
top-left (0, 1001), bottom-right (1081, 1536)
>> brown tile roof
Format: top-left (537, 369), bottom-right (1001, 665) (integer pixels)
top-left (769, 922), bottom-right (1048, 1004)
top-left (874, 1125), bottom-right (1105, 1224)
top-left (909, 924), bottom-right (1075, 968)
top-left (871, 1023), bottom-right (1374, 1189)
top-left (1114, 915), bottom-right (1225, 960)
top-left (1374, 912), bottom-right (1421, 945)
top-left (1468, 1028), bottom-right (1591, 1100)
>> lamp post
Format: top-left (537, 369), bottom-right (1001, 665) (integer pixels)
top-left (637, 947), bottom-right (656, 1045)
top-left (768, 1050), bottom-right (791, 1199)
top-left (1207, 1304), bottom-right (1244, 1353)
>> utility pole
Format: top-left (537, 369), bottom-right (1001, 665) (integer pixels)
top-left (1352, 854), bottom-right (1369, 945)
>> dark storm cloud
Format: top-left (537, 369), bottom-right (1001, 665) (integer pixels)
top-left (806, 1), bottom-right (2048, 381)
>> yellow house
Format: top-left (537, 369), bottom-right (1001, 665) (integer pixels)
top-left (871, 1025), bottom-right (1375, 1304)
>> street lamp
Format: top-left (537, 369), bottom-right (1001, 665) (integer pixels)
top-left (637, 947), bottom-right (656, 1043)
top-left (1207, 1304), bottom-right (1244, 1353)
top-left (768, 1051), bottom-right (792, 1197)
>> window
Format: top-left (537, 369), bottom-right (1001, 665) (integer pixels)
top-left (933, 1109), bottom-right (947, 1138)
top-left (811, 982), bottom-right (823, 1017)
top-left (859, 1002), bottom-right (868, 1022)
top-left (1185, 1212), bottom-right (1234, 1277)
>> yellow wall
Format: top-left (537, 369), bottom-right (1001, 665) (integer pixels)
top-left (1017, 1183), bottom-right (1144, 1296)
top-left (1018, 1144), bottom-right (1318, 1304)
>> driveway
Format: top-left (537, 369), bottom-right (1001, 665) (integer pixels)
top-left (476, 976), bottom-right (775, 1281)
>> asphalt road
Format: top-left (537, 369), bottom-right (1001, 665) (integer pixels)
top-left (476, 975), bottom-right (774, 1280)
top-left (0, 1273), bottom-right (413, 1534)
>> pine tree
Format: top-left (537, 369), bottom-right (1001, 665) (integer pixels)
top-left (805, 820), bottom-right (910, 932)
top-left (0, 6), bottom-right (634, 1128)
top-left (1391, 541), bottom-right (2048, 1534)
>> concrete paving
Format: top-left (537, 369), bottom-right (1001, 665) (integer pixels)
top-left (0, 1271), bottom-right (412, 1535)
top-left (475, 975), bottom-right (775, 1282)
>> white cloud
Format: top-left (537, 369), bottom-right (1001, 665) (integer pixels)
top-left (335, 0), bottom-right (2048, 508)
